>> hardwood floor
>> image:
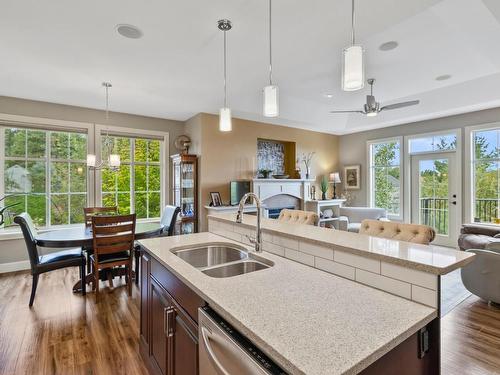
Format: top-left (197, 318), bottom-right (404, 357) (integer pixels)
top-left (1, 268), bottom-right (500, 375)
top-left (0, 268), bottom-right (148, 375)
top-left (442, 295), bottom-right (500, 375)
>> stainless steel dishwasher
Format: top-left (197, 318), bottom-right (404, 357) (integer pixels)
top-left (198, 306), bottom-right (287, 375)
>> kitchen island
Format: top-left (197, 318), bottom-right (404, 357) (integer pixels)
top-left (137, 214), bottom-right (474, 375)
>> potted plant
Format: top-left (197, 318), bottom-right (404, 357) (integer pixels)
top-left (320, 176), bottom-right (329, 200)
top-left (258, 169), bottom-right (273, 179)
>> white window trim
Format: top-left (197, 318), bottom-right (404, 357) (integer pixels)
top-left (93, 124), bottom-right (169, 218)
top-left (464, 121), bottom-right (500, 225)
top-left (366, 136), bottom-right (403, 221)
top-left (403, 128), bottom-right (462, 229)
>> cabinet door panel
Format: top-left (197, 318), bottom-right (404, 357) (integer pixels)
top-left (150, 279), bottom-right (171, 375)
top-left (140, 253), bottom-right (150, 343)
top-left (173, 307), bottom-right (199, 375)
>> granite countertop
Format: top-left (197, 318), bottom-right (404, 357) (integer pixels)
top-left (139, 232), bottom-right (437, 375)
top-left (208, 212), bottom-right (474, 275)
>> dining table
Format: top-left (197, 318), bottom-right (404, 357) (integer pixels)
top-left (35, 221), bottom-right (164, 292)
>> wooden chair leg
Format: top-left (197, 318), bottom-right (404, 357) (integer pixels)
top-left (86, 250), bottom-right (91, 273)
top-left (94, 263), bottom-right (100, 303)
top-left (127, 263), bottom-right (132, 297)
top-left (29, 274), bottom-right (39, 307)
top-left (107, 270), bottom-right (114, 288)
top-left (80, 262), bottom-right (86, 296)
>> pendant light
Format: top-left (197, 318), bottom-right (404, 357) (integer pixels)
top-left (218, 19), bottom-right (232, 132)
top-left (263, 0), bottom-right (279, 117)
top-left (342, 0), bottom-right (364, 91)
top-left (86, 82), bottom-right (121, 170)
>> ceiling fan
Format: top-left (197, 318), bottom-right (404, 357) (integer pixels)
top-left (330, 78), bottom-right (420, 117)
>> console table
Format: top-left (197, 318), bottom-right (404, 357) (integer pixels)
top-left (304, 199), bottom-right (346, 227)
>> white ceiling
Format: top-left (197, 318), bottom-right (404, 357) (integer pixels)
top-left (1, 0), bottom-right (500, 135)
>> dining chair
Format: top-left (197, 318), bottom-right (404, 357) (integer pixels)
top-left (91, 213), bottom-right (136, 302)
top-left (134, 205), bottom-right (181, 285)
top-left (83, 206), bottom-right (118, 272)
top-left (14, 213), bottom-right (86, 307)
top-left (84, 206), bottom-right (118, 227)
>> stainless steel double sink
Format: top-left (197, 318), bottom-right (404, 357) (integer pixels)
top-left (172, 244), bottom-right (273, 278)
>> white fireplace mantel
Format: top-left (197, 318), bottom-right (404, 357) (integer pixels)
top-left (252, 178), bottom-right (316, 203)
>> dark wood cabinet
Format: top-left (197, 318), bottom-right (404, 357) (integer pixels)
top-left (140, 256), bottom-right (203, 375)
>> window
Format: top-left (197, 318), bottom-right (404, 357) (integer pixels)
top-left (100, 135), bottom-right (162, 219)
top-left (368, 138), bottom-right (402, 218)
top-left (2, 127), bottom-right (87, 227)
top-left (409, 133), bottom-right (457, 153)
top-left (470, 127), bottom-right (500, 223)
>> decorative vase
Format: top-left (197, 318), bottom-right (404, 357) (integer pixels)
top-left (305, 167), bottom-right (310, 179)
top-left (322, 192), bottom-right (326, 200)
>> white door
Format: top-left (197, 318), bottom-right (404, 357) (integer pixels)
top-left (411, 152), bottom-right (459, 247)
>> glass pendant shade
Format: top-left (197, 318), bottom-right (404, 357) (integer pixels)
top-left (86, 154), bottom-right (96, 167)
top-left (342, 45), bottom-right (364, 91)
top-left (219, 107), bottom-right (232, 132)
top-left (263, 85), bottom-right (279, 117)
top-left (108, 154), bottom-right (121, 168)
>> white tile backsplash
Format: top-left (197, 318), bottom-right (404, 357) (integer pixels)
top-left (356, 269), bottom-right (412, 299)
top-left (335, 251), bottom-right (381, 274)
top-left (285, 249), bottom-right (314, 267)
top-left (381, 262), bottom-right (438, 291)
top-left (412, 285), bottom-right (438, 308)
top-left (299, 241), bottom-right (334, 260)
top-left (263, 241), bottom-right (285, 257)
top-left (315, 258), bottom-right (355, 280)
top-left (273, 235), bottom-right (299, 250)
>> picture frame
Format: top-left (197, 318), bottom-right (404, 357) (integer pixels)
top-left (344, 165), bottom-right (360, 190)
top-left (210, 192), bottom-right (223, 207)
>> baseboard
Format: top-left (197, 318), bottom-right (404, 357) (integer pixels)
top-left (0, 260), bottom-right (30, 274)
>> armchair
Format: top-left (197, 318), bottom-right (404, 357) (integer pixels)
top-left (461, 248), bottom-right (500, 305)
top-left (338, 207), bottom-right (388, 233)
top-left (458, 224), bottom-right (500, 251)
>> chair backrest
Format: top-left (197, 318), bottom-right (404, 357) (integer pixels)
top-left (277, 209), bottom-right (319, 226)
top-left (359, 219), bottom-right (436, 244)
top-left (461, 249), bottom-right (500, 304)
top-left (14, 213), bottom-right (40, 270)
top-left (160, 205), bottom-right (181, 236)
top-left (91, 214), bottom-right (136, 262)
top-left (84, 206), bottom-right (118, 227)
top-left (339, 207), bottom-right (387, 223)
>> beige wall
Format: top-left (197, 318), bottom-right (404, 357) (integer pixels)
top-left (195, 113), bottom-right (340, 231)
top-left (0, 96), bottom-right (185, 269)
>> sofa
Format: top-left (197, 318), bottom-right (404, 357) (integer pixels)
top-left (458, 224), bottom-right (500, 251)
top-left (359, 219), bottom-right (436, 245)
top-left (278, 209), bottom-right (319, 226)
top-left (338, 207), bottom-right (388, 233)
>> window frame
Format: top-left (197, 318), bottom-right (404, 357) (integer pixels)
top-left (0, 114), bottom-right (169, 238)
top-left (465, 122), bottom-right (500, 224)
top-left (94, 124), bottom-right (169, 221)
top-left (366, 136), bottom-right (403, 221)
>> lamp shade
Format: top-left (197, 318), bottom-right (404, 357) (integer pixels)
top-left (219, 107), bottom-right (232, 132)
top-left (86, 154), bottom-right (96, 167)
top-left (219, 107), bottom-right (233, 132)
top-left (263, 85), bottom-right (279, 117)
top-left (342, 45), bottom-right (364, 91)
top-left (109, 154), bottom-right (121, 168)
top-left (330, 172), bottom-right (341, 183)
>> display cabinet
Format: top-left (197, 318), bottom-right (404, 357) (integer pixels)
top-left (171, 154), bottom-right (198, 234)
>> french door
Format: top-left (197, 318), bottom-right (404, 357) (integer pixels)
top-left (411, 152), bottom-right (459, 247)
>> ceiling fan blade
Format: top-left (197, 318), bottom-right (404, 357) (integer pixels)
top-left (380, 100), bottom-right (420, 111)
top-left (329, 110), bottom-right (366, 114)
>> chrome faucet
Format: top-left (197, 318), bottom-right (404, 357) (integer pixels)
top-left (236, 192), bottom-right (262, 253)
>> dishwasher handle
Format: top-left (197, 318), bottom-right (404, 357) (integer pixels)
top-left (201, 326), bottom-right (231, 375)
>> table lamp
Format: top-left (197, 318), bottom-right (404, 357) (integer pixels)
top-left (329, 172), bottom-right (341, 199)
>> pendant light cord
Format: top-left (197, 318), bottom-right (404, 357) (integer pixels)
top-left (269, 0), bottom-right (273, 86)
top-left (105, 84), bottom-right (109, 121)
top-left (223, 29), bottom-right (227, 108)
top-left (351, 0), bottom-right (356, 45)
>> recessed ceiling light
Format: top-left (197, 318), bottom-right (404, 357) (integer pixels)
top-left (116, 24), bottom-right (143, 39)
top-left (435, 74), bottom-right (452, 81)
top-left (379, 41), bottom-right (399, 51)
top-left (324, 93), bottom-right (334, 98)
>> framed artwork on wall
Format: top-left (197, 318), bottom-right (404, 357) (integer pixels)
top-left (344, 165), bottom-right (360, 190)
